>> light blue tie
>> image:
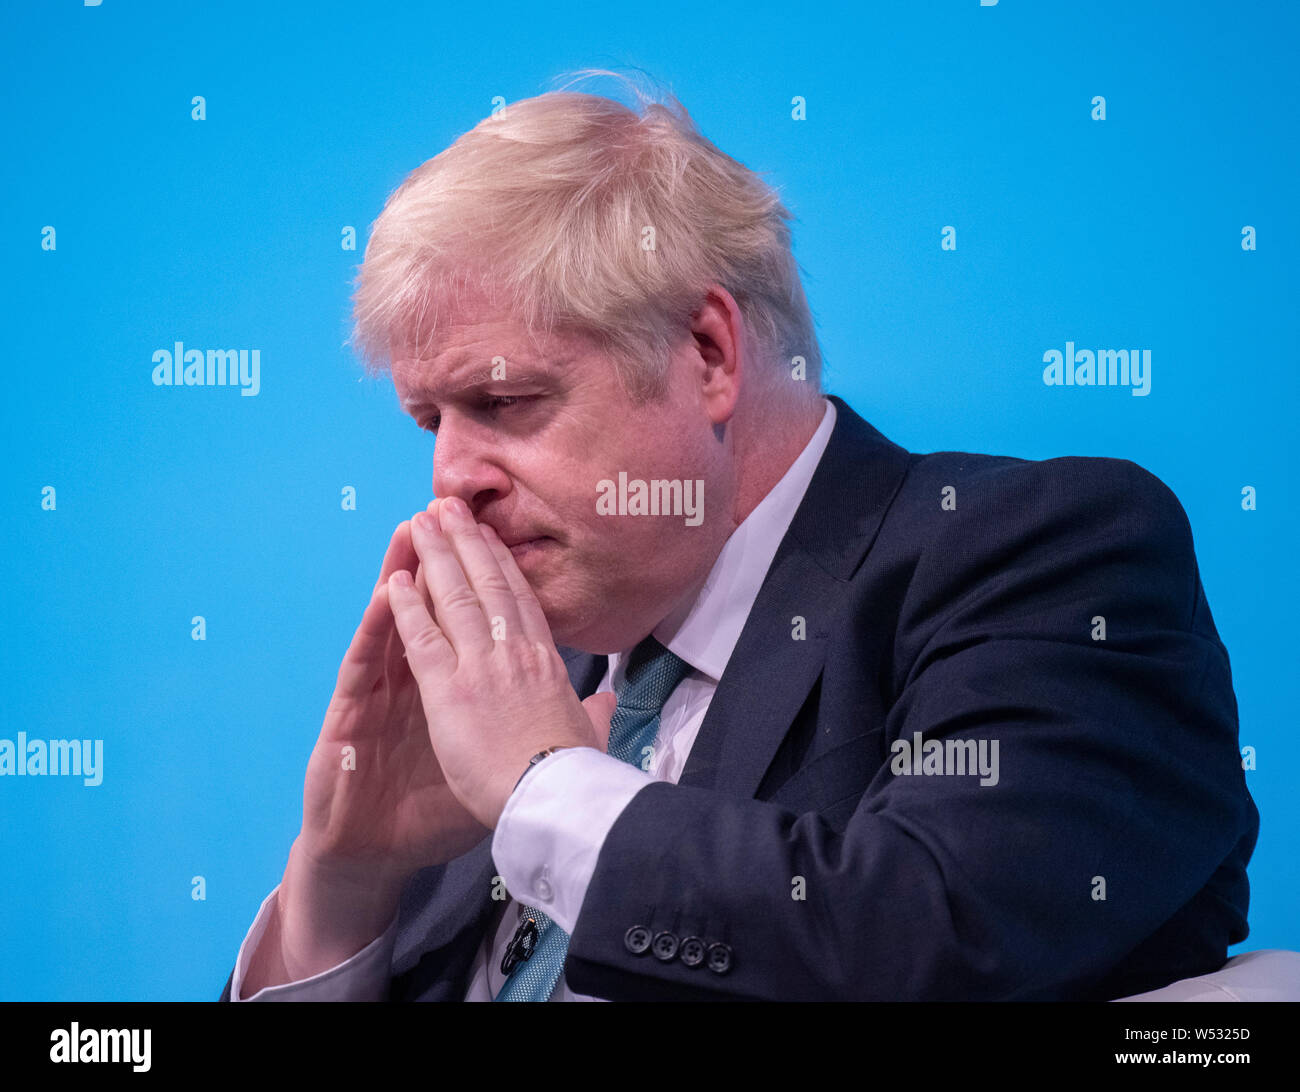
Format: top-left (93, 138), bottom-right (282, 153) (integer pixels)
top-left (493, 634), bottom-right (691, 1001)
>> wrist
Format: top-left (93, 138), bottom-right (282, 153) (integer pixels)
top-left (278, 839), bottom-right (404, 979)
top-left (512, 746), bottom-right (573, 794)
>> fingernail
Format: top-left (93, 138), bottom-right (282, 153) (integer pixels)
top-left (392, 570), bottom-right (414, 588)
top-left (415, 511), bottom-right (436, 533)
top-left (444, 497), bottom-right (468, 518)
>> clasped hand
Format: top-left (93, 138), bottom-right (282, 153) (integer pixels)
top-left (386, 496), bottom-right (616, 829)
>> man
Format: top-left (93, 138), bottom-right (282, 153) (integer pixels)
top-left (219, 77), bottom-right (1257, 1002)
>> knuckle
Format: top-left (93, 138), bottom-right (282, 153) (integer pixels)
top-left (408, 623), bottom-right (444, 655)
top-left (445, 674), bottom-right (479, 706)
top-left (475, 572), bottom-right (512, 597)
top-left (513, 640), bottom-right (544, 674)
top-left (439, 584), bottom-right (480, 613)
top-left (509, 639), bottom-right (564, 684)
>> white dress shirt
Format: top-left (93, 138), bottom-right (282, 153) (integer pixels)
top-left (231, 398), bottom-right (837, 1001)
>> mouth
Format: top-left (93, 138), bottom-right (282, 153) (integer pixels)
top-left (501, 535), bottom-right (554, 559)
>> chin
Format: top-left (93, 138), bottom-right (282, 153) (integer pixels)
top-left (534, 569), bottom-right (648, 653)
top-left (541, 599), bottom-right (612, 653)
top-left (541, 610), bottom-right (583, 650)
top-left (549, 613), bottom-right (647, 656)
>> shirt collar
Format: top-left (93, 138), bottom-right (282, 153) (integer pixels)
top-left (608, 397), bottom-right (837, 687)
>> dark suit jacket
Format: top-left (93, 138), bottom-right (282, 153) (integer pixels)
top-left (220, 394), bottom-right (1257, 1001)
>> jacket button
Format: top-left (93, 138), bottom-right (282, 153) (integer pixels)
top-left (706, 942), bottom-right (733, 974)
top-left (624, 925), bottom-right (652, 955)
top-left (679, 936), bottom-right (706, 967)
top-left (651, 931), bottom-right (679, 961)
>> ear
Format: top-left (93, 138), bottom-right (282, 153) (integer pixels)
top-left (689, 285), bottom-right (744, 427)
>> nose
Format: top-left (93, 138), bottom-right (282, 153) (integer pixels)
top-left (430, 412), bottom-right (511, 513)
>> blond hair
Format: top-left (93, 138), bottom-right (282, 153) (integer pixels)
top-left (349, 69), bottom-right (822, 403)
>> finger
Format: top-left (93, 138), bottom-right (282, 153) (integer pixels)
top-left (384, 557), bottom-right (437, 674)
top-left (417, 500), bottom-right (445, 613)
top-left (371, 500), bottom-right (436, 600)
top-left (336, 521), bottom-right (418, 699)
top-left (384, 510), bottom-right (443, 681)
top-left (582, 691), bottom-right (618, 753)
top-left (375, 521), bottom-right (424, 679)
top-left (387, 570), bottom-right (457, 680)
top-left (477, 522), bottom-right (552, 645)
top-left (409, 506), bottom-right (497, 658)
top-left (371, 518), bottom-right (419, 596)
top-left (435, 497), bottom-right (525, 643)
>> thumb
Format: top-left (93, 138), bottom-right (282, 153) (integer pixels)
top-left (581, 691), bottom-right (618, 753)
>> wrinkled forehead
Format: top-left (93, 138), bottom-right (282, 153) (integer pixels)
top-left (389, 292), bottom-right (603, 402)
top-left (390, 331), bottom-right (591, 415)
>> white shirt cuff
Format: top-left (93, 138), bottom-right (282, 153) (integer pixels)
top-left (491, 747), bottom-right (652, 935)
top-left (231, 884), bottom-right (400, 1001)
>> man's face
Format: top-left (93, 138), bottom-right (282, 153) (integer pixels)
top-left (391, 296), bottom-right (734, 653)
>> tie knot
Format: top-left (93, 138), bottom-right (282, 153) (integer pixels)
top-left (615, 634), bottom-right (692, 713)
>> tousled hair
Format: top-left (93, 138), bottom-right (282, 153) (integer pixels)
top-left (348, 68), bottom-right (823, 403)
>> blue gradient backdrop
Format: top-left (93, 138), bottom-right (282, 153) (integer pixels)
top-left (1, 1), bottom-right (1295, 999)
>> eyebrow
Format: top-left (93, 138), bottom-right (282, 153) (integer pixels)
top-left (398, 359), bottom-right (565, 413)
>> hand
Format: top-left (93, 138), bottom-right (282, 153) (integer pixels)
top-left (387, 495), bottom-right (617, 828)
top-left (246, 509), bottom-right (511, 994)
top-left (298, 507), bottom-right (492, 884)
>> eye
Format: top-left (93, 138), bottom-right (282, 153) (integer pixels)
top-left (418, 396), bottom-right (529, 435)
top-left (482, 395), bottom-right (522, 412)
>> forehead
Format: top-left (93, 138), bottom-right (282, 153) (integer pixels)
top-left (388, 282), bottom-right (613, 402)
top-left (390, 318), bottom-right (591, 410)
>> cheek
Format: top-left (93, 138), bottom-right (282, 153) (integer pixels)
top-left (586, 517), bottom-right (689, 578)
top-left (544, 435), bottom-right (710, 561)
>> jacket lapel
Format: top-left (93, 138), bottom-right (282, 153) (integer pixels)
top-left (679, 397), bottom-right (910, 797)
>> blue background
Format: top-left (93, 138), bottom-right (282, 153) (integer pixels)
top-left (1, 1), bottom-right (1294, 1000)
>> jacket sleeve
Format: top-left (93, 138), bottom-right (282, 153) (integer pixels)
top-left (562, 456), bottom-right (1257, 1000)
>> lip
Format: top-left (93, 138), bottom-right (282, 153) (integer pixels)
top-left (504, 536), bottom-right (553, 556)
